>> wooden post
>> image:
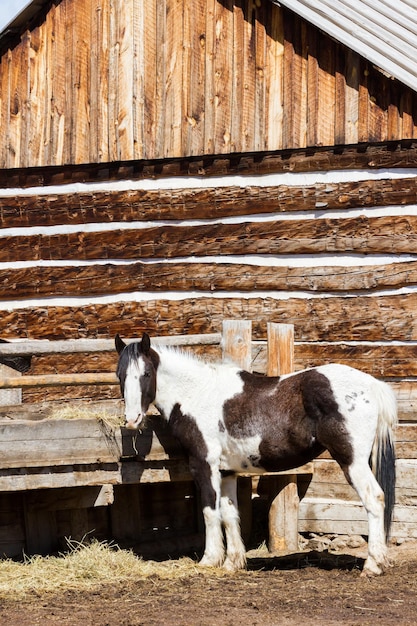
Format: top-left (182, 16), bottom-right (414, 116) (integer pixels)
top-left (221, 320), bottom-right (253, 542)
top-left (266, 323), bottom-right (299, 553)
top-left (267, 322), bottom-right (294, 376)
top-left (222, 320), bottom-right (252, 371)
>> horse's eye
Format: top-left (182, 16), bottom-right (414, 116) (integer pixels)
top-left (144, 371), bottom-right (150, 378)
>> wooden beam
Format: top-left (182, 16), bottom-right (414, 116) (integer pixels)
top-left (3, 215), bottom-right (417, 262)
top-left (0, 373), bottom-right (119, 389)
top-left (2, 176), bottom-right (417, 229)
top-left (4, 259), bottom-right (417, 301)
top-left (0, 333), bottom-right (221, 356)
top-left (4, 293), bottom-right (417, 344)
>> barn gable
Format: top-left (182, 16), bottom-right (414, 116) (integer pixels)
top-left (1, 0), bottom-right (417, 168)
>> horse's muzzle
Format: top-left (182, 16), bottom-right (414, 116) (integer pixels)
top-left (125, 414), bottom-right (145, 430)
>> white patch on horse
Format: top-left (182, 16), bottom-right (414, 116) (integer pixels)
top-left (156, 347), bottom-right (245, 439)
top-left (219, 433), bottom-right (263, 473)
top-left (124, 359), bottom-right (145, 427)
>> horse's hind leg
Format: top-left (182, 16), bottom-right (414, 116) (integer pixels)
top-left (220, 474), bottom-right (247, 571)
top-left (345, 460), bottom-right (389, 576)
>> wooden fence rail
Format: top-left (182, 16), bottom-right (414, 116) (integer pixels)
top-left (0, 373), bottom-right (119, 389)
top-left (0, 333), bottom-right (222, 357)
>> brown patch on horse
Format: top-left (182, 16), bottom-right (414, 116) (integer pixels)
top-left (223, 369), bottom-right (353, 473)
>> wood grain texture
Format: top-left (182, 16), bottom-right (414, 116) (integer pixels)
top-left (2, 175), bottom-right (417, 227)
top-left (2, 259), bottom-right (417, 301)
top-left (2, 215), bottom-right (417, 262)
top-left (2, 293), bottom-right (417, 342)
top-left (1, 1), bottom-right (417, 167)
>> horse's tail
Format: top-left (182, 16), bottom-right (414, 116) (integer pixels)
top-left (370, 378), bottom-right (397, 540)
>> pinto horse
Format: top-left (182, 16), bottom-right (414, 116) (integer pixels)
top-left (115, 332), bottom-right (397, 576)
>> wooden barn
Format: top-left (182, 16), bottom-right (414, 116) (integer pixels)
top-left (0, 0), bottom-right (417, 558)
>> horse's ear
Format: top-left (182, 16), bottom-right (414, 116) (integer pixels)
top-left (115, 334), bottom-right (126, 354)
top-left (141, 332), bottom-right (151, 355)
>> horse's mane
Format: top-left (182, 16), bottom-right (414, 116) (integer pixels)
top-left (156, 343), bottom-right (238, 375)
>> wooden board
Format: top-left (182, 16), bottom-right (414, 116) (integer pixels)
top-left (0, 414), bottom-right (190, 470)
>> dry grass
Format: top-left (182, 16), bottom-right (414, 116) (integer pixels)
top-left (0, 540), bottom-right (220, 599)
top-left (49, 404), bottom-right (124, 429)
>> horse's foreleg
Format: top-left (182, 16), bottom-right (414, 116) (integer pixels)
top-left (346, 461), bottom-right (390, 576)
top-left (220, 474), bottom-right (247, 571)
top-left (189, 456), bottom-right (224, 568)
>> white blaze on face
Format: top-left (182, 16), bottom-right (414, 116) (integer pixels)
top-left (124, 358), bottom-right (145, 429)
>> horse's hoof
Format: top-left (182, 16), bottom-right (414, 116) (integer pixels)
top-left (223, 556), bottom-right (247, 572)
top-left (361, 562), bottom-right (385, 577)
top-left (198, 555), bottom-right (224, 568)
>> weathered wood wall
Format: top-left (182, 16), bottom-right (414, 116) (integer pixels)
top-left (1, 144), bottom-right (416, 403)
top-left (1, 0), bottom-right (417, 169)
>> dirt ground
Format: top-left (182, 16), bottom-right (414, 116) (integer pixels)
top-left (1, 541), bottom-right (416, 626)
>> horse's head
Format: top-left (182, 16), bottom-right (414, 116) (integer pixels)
top-left (115, 332), bottom-right (159, 429)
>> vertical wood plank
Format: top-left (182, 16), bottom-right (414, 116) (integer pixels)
top-left (266, 322), bottom-right (298, 553)
top-left (267, 323), bottom-right (294, 376)
top-left (143, 0), bottom-right (157, 159)
top-left (268, 475), bottom-right (299, 552)
top-left (19, 31), bottom-right (30, 168)
top-left (297, 21), bottom-right (308, 148)
top-left (165, 0), bottom-right (183, 157)
top-left (132, 0), bottom-right (145, 160)
top-left (306, 27), bottom-right (318, 146)
top-left (213, 0), bottom-right (233, 153)
top-left (334, 45), bottom-right (346, 145)
top-left (266, 2), bottom-right (284, 151)
top-left (0, 51), bottom-right (10, 166)
top-left (64, 0), bottom-right (75, 164)
top-left (344, 48), bottom-right (359, 145)
top-left (51, 3), bottom-right (67, 165)
top-left (116, 0), bottom-right (134, 161)
top-left (317, 37), bottom-right (335, 146)
top-left (155, 1), bottom-right (167, 156)
top-left (254, 2), bottom-right (267, 151)
top-left (222, 319), bottom-right (252, 371)
top-left (76, 0), bottom-right (92, 163)
top-left (7, 43), bottom-right (22, 167)
top-left (43, 14), bottom-right (54, 165)
top-left (368, 63), bottom-right (388, 142)
top-left (230, 1), bottom-right (244, 153)
top-left (204, 0), bottom-right (216, 154)
top-left (97, 0), bottom-right (111, 162)
top-left (184, 0), bottom-right (206, 155)
top-left (240, 0), bottom-right (256, 152)
top-left (282, 15), bottom-right (292, 149)
top-left (358, 59), bottom-right (369, 143)
top-left (400, 88), bottom-right (415, 139)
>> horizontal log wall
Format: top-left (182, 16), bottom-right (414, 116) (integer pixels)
top-left (1, 1), bottom-right (417, 168)
top-left (1, 148), bottom-right (417, 401)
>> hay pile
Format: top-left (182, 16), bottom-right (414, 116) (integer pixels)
top-left (0, 540), bottom-right (215, 599)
